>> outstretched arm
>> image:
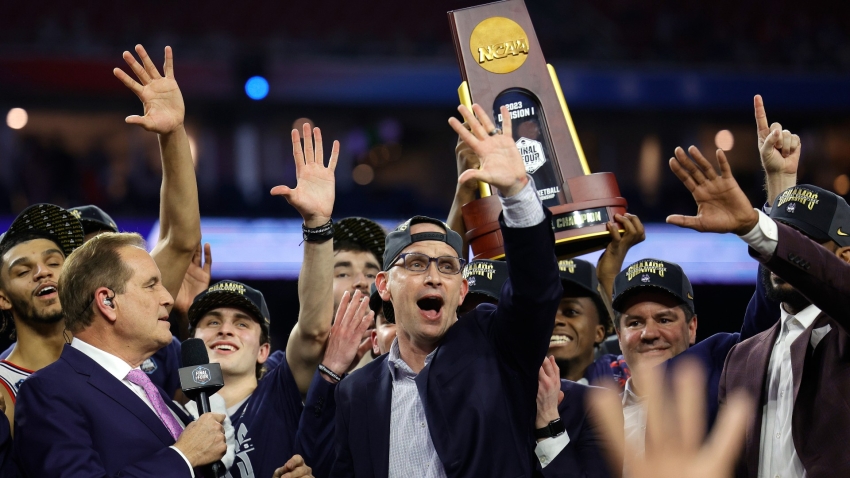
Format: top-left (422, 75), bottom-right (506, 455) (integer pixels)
top-left (172, 243), bottom-right (212, 340)
top-left (272, 124), bottom-right (339, 395)
top-left (114, 45), bottom-right (200, 304)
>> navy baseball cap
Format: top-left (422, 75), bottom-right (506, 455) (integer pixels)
top-left (369, 283), bottom-right (396, 323)
top-left (0, 203), bottom-right (84, 257)
top-left (463, 259), bottom-right (508, 302)
top-left (188, 280), bottom-right (271, 334)
top-left (612, 258), bottom-right (694, 312)
top-left (382, 216), bottom-right (464, 271)
top-left (69, 205), bottom-right (119, 236)
top-left (770, 185), bottom-right (850, 247)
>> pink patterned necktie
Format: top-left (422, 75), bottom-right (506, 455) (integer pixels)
top-left (126, 369), bottom-right (183, 441)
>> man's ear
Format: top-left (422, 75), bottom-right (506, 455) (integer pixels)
top-left (688, 314), bottom-right (698, 345)
top-left (371, 329), bottom-right (380, 356)
top-left (594, 324), bottom-right (606, 346)
top-left (836, 245), bottom-right (850, 264)
top-left (0, 289), bottom-right (11, 312)
top-left (376, 271), bottom-right (391, 301)
top-left (457, 278), bottom-right (469, 305)
top-left (256, 342), bottom-right (271, 365)
top-left (94, 287), bottom-right (118, 324)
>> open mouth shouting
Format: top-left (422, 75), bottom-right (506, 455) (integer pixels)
top-left (209, 341), bottom-right (240, 355)
top-left (417, 295), bottom-right (445, 321)
top-left (33, 283), bottom-right (58, 301)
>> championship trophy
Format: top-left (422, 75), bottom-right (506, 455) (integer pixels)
top-left (449, 0), bottom-right (627, 259)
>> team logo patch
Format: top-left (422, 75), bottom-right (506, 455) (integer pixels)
top-left (141, 358), bottom-right (158, 374)
top-left (641, 274), bottom-right (650, 283)
top-left (467, 276), bottom-right (477, 286)
top-left (786, 203), bottom-right (797, 213)
top-left (192, 366), bottom-right (211, 385)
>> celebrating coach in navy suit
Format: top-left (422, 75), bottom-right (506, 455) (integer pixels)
top-left (331, 104), bottom-right (562, 477)
top-left (13, 233), bottom-right (226, 477)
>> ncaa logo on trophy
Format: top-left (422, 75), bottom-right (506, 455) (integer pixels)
top-left (449, 0), bottom-right (628, 260)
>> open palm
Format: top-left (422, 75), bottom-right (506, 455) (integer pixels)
top-left (271, 123), bottom-right (339, 226)
top-left (449, 104), bottom-right (528, 197)
top-left (113, 45), bottom-right (184, 134)
top-left (666, 146), bottom-right (758, 236)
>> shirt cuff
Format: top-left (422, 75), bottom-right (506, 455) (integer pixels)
top-left (534, 430), bottom-right (571, 468)
top-left (738, 208), bottom-right (778, 257)
top-left (498, 176), bottom-right (546, 228)
top-left (170, 446), bottom-right (195, 478)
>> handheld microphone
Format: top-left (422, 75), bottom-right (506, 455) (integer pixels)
top-left (180, 338), bottom-right (226, 477)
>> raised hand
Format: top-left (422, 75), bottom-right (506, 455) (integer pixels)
top-left (666, 146), bottom-right (759, 236)
top-left (113, 45), bottom-right (184, 134)
top-left (755, 94), bottom-right (800, 178)
top-left (536, 356), bottom-right (564, 431)
top-left (173, 242), bottom-right (212, 315)
top-left (597, 213), bottom-right (646, 300)
top-left (591, 360), bottom-right (752, 478)
top-left (448, 104), bottom-right (528, 197)
top-left (271, 123), bottom-right (339, 228)
top-left (320, 290), bottom-right (374, 381)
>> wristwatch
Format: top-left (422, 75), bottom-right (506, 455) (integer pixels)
top-left (534, 418), bottom-right (566, 440)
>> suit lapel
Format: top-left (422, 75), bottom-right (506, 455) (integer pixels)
top-left (366, 363), bottom-right (392, 478)
top-left (63, 345), bottom-right (176, 447)
top-left (744, 322), bottom-right (780, 476)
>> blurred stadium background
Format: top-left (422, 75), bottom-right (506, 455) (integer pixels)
top-left (1, 0), bottom-right (848, 347)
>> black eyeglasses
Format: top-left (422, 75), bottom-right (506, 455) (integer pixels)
top-left (393, 252), bottom-right (467, 276)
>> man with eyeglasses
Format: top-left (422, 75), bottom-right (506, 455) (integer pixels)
top-left (331, 104), bottom-right (562, 477)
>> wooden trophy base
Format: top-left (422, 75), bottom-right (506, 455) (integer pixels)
top-left (462, 172), bottom-right (627, 260)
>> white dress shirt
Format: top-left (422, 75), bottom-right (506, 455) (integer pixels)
top-left (621, 378), bottom-right (646, 458)
top-left (756, 305), bottom-right (818, 478)
top-left (739, 209), bottom-right (817, 478)
top-left (534, 428), bottom-right (571, 468)
top-left (71, 338), bottom-right (194, 476)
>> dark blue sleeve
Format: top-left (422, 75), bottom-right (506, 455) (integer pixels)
top-left (740, 265), bottom-right (781, 341)
top-left (487, 211), bottom-right (562, 379)
top-left (329, 383), bottom-right (354, 478)
top-left (295, 371), bottom-right (337, 478)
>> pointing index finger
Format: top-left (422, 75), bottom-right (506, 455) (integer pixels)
top-left (754, 95), bottom-right (770, 138)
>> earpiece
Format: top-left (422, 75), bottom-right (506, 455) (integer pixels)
top-left (103, 297), bottom-right (114, 308)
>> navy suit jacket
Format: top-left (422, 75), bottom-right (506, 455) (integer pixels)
top-left (539, 380), bottom-right (621, 478)
top-left (667, 266), bottom-right (780, 431)
top-left (13, 344), bottom-right (193, 477)
top-left (332, 213), bottom-right (562, 478)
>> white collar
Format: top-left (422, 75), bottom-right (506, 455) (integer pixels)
top-left (779, 302), bottom-right (821, 331)
top-left (71, 337), bottom-right (137, 382)
top-left (621, 377), bottom-right (642, 407)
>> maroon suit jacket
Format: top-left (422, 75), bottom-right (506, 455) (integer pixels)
top-left (719, 222), bottom-right (850, 478)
